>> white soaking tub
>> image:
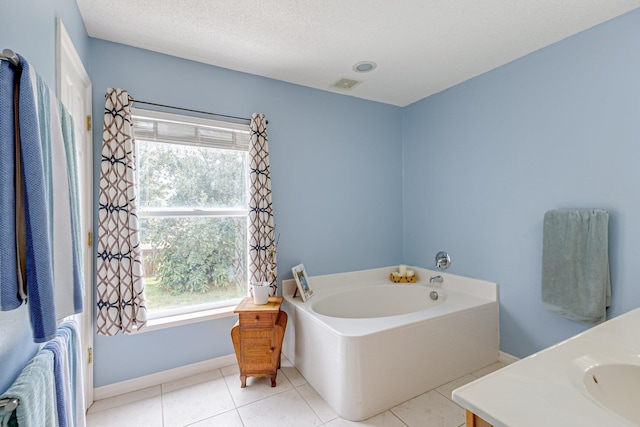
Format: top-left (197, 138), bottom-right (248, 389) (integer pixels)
top-left (282, 266), bottom-right (499, 421)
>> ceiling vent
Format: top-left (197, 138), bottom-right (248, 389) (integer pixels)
top-left (332, 77), bottom-right (361, 91)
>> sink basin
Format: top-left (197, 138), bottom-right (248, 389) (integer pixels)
top-left (569, 354), bottom-right (640, 425)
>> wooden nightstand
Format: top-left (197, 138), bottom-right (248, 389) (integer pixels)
top-left (231, 296), bottom-right (288, 388)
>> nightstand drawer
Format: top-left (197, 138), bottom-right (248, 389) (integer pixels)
top-left (239, 312), bottom-right (275, 328)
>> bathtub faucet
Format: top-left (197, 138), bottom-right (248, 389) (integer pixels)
top-left (429, 275), bottom-right (443, 284)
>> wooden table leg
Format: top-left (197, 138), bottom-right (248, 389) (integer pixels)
top-left (240, 375), bottom-right (247, 388)
top-left (466, 410), bottom-right (494, 427)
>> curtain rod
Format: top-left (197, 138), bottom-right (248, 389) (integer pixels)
top-left (130, 98), bottom-right (259, 123)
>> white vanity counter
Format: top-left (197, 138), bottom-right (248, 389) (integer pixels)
top-left (453, 307), bottom-right (640, 427)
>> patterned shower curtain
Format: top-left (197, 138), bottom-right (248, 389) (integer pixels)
top-left (96, 88), bottom-right (147, 335)
top-left (248, 113), bottom-right (277, 295)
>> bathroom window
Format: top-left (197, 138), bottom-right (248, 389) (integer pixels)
top-left (133, 109), bottom-right (250, 319)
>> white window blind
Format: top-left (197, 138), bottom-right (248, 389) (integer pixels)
top-left (131, 108), bottom-right (250, 152)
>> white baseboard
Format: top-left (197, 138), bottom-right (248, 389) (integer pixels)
top-left (94, 351), bottom-right (518, 401)
top-left (498, 351), bottom-right (520, 364)
top-left (93, 353), bottom-right (237, 401)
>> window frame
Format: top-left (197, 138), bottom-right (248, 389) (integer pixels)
top-left (132, 108), bottom-right (251, 328)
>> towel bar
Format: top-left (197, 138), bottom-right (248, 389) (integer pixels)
top-left (0, 48), bottom-right (20, 67)
top-left (0, 398), bottom-right (19, 411)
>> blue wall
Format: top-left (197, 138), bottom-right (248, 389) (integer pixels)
top-left (0, 0), bottom-right (90, 393)
top-left (89, 39), bottom-right (404, 386)
top-left (403, 8), bottom-right (640, 358)
top-left (4, 0), bottom-right (640, 389)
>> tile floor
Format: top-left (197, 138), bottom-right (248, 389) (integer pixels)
top-left (86, 358), bottom-right (508, 427)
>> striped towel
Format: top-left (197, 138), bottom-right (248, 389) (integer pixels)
top-left (17, 55), bottom-right (58, 342)
top-left (0, 59), bottom-right (20, 311)
top-left (43, 338), bottom-right (71, 427)
top-left (1, 52), bottom-right (85, 342)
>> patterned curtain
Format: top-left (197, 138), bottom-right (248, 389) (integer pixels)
top-left (96, 88), bottom-right (147, 335)
top-left (248, 113), bottom-right (277, 295)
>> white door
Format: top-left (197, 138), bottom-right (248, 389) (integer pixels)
top-left (56, 19), bottom-right (94, 408)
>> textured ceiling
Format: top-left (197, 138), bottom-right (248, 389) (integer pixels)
top-left (76, 0), bottom-right (640, 106)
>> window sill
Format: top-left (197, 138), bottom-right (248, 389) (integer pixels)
top-left (137, 304), bottom-right (238, 334)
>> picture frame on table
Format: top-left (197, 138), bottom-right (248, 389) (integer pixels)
top-left (292, 263), bottom-right (313, 302)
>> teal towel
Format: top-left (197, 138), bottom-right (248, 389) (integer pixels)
top-left (542, 209), bottom-right (611, 323)
top-left (0, 408), bottom-right (17, 427)
top-left (0, 351), bottom-right (57, 427)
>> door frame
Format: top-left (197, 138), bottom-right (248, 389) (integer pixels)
top-left (56, 19), bottom-right (94, 408)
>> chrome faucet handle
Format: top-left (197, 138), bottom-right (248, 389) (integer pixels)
top-left (435, 251), bottom-right (451, 270)
top-left (429, 275), bottom-right (444, 284)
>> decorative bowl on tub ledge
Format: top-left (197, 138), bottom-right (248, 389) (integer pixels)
top-left (389, 273), bottom-right (417, 283)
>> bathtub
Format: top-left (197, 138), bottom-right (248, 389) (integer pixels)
top-left (282, 266), bottom-right (499, 421)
